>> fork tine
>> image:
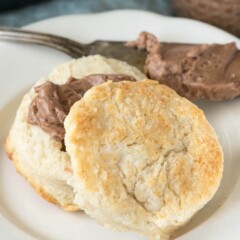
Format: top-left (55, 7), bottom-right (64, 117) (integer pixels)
top-left (0, 27), bottom-right (87, 58)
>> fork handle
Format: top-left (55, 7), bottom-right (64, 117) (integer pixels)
top-left (0, 27), bottom-right (87, 58)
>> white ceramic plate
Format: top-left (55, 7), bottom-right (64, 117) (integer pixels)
top-left (0, 10), bottom-right (240, 240)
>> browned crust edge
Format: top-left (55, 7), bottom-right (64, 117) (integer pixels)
top-left (3, 136), bottom-right (79, 212)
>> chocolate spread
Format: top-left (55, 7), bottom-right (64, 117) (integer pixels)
top-left (28, 74), bottom-right (136, 141)
top-left (127, 32), bottom-right (240, 100)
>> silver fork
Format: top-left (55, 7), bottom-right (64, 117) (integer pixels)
top-left (0, 27), bottom-right (147, 71)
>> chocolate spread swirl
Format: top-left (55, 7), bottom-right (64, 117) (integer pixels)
top-left (127, 31), bottom-right (240, 100)
top-left (28, 74), bottom-right (136, 141)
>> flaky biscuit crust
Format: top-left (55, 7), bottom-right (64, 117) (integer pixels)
top-left (65, 80), bottom-right (223, 239)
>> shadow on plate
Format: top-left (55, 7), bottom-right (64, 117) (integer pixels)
top-left (0, 89), bottom-right (27, 140)
top-left (174, 99), bottom-right (240, 238)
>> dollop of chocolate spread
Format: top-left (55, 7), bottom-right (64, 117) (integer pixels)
top-left (127, 31), bottom-right (240, 100)
top-left (27, 74), bottom-right (136, 141)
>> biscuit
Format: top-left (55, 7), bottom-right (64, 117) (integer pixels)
top-left (65, 80), bottom-right (223, 237)
top-left (4, 55), bottom-right (145, 211)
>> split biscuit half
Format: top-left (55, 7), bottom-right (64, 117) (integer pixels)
top-left (4, 55), bottom-right (145, 211)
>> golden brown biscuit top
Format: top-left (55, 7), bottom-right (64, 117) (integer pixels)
top-left (65, 79), bottom-right (223, 228)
